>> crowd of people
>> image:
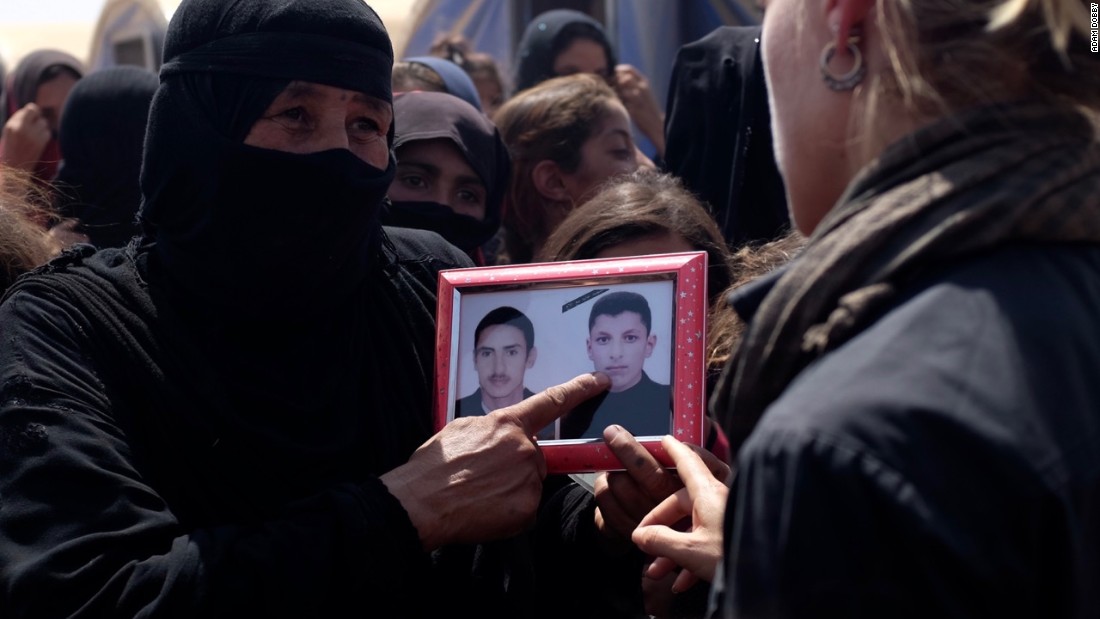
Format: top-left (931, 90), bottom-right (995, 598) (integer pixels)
top-left (0, 0), bottom-right (1097, 617)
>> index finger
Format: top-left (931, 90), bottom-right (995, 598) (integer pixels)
top-left (500, 372), bottom-right (610, 437)
top-left (661, 436), bottom-right (723, 498)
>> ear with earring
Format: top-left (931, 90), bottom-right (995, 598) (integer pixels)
top-left (820, 27), bottom-right (866, 91)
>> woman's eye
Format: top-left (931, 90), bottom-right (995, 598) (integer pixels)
top-left (349, 117), bottom-right (383, 140)
top-left (264, 106), bottom-right (309, 130)
top-left (612, 148), bottom-right (633, 160)
top-left (457, 188), bottom-right (484, 204)
top-left (400, 174), bottom-right (427, 189)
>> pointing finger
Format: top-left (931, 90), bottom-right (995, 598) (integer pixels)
top-left (500, 372), bottom-right (610, 437)
top-left (662, 436), bottom-right (724, 498)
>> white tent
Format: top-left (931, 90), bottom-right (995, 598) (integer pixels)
top-left (87, 0), bottom-right (169, 72)
top-left (0, 0), bottom-right (414, 72)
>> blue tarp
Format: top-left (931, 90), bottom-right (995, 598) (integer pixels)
top-left (399, 0), bottom-right (760, 113)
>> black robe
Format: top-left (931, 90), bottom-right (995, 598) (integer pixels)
top-left (0, 229), bottom-right (475, 617)
top-left (663, 26), bottom-right (789, 248)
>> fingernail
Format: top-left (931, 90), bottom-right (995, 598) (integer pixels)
top-left (591, 371), bottom-right (611, 387)
top-left (604, 424), bottom-right (623, 441)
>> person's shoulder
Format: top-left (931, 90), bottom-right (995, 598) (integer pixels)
top-left (749, 243), bottom-right (1100, 473)
top-left (681, 25), bottom-right (762, 58)
top-left (638, 371), bottom-right (670, 391)
top-left (3, 244), bottom-right (136, 305)
top-left (383, 226), bottom-right (474, 270)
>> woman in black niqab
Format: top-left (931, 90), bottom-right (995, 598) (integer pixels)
top-left (0, 0), bottom-right (508, 616)
top-left (139, 0), bottom-right (399, 317)
top-left (133, 0), bottom-right (428, 476)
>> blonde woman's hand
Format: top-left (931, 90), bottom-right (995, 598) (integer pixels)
top-left (632, 435), bottom-right (730, 587)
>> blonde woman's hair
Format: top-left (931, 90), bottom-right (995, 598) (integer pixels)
top-left (874, 0), bottom-right (1100, 117)
top-left (0, 169), bottom-right (62, 295)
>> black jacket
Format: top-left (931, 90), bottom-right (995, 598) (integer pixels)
top-left (712, 244), bottom-right (1100, 618)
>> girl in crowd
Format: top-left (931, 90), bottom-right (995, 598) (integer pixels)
top-left (383, 90), bottom-right (510, 265)
top-left (494, 73), bottom-right (644, 264)
top-left (0, 49), bottom-right (83, 185)
top-left (513, 9), bottom-right (666, 159)
top-left (539, 169), bottom-right (734, 390)
top-left (634, 0), bottom-right (1100, 616)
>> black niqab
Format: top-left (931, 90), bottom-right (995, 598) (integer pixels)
top-left (127, 0), bottom-right (435, 483)
top-left (384, 91), bottom-right (509, 257)
top-left (513, 9), bottom-right (616, 94)
top-left (55, 66), bottom-right (158, 248)
top-left (139, 0), bottom-right (396, 319)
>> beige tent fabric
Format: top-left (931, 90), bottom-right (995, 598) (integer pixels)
top-left (0, 0), bottom-right (414, 69)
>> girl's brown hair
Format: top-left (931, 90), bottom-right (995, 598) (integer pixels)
top-left (492, 73), bottom-right (622, 264)
top-left (538, 170), bottom-right (738, 372)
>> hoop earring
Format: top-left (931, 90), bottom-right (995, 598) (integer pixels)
top-left (820, 35), bottom-right (866, 91)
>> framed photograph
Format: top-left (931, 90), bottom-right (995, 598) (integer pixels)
top-left (434, 251), bottom-right (708, 473)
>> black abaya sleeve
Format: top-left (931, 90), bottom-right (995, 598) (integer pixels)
top-left (0, 282), bottom-right (435, 618)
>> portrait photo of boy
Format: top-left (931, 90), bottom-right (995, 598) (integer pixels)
top-left (560, 291), bottom-right (672, 439)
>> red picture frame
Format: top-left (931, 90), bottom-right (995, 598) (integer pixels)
top-left (434, 252), bottom-right (708, 473)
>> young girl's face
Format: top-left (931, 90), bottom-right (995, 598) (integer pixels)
top-left (558, 100), bottom-right (638, 204)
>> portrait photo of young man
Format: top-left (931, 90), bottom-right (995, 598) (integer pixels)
top-left (561, 291), bottom-right (672, 439)
top-left (455, 306), bottom-right (555, 439)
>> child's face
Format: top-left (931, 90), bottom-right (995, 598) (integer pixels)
top-left (587, 311), bottom-right (656, 392)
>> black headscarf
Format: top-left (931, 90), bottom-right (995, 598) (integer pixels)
top-left (513, 9), bottom-right (616, 94)
top-left (138, 0), bottom-right (395, 319)
top-left (663, 26), bottom-right (790, 247)
top-left (54, 66), bottom-right (158, 249)
top-left (126, 0), bottom-right (439, 482)
top-left (1, 49), bottom-right (85, 181)
top-left (384, 91), bottom-right (509, 261)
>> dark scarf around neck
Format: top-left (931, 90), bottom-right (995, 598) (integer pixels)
top-left (711, 102), bottom-right (1100, 455)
